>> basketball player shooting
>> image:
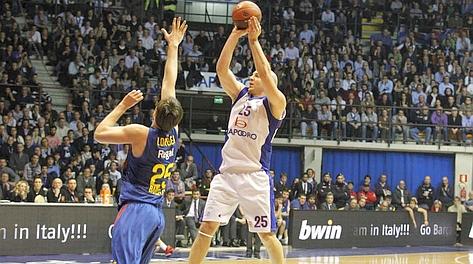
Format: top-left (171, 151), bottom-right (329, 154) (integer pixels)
top-left (189, 16), bottom-right (286, 264)
top-left (94, 17), bottom-right (187, 264)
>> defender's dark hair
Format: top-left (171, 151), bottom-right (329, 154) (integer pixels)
top-left (155, 97), bottom-right (183, 131)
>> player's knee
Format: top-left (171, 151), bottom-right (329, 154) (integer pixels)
top-left (199, 221), bottom-right (219, 237)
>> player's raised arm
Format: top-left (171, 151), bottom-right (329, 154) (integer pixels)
top-left (216, 27), bottom-right (247, 102)
top-left (94, 90), bottom-right (148, 144)
top-left (247, 17), bottom-right (286, 119)
top-left (160, 17), bottom-right (188, 100)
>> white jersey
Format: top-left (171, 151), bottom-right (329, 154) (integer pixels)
top-left (220, 88), bottom-right (284, 174)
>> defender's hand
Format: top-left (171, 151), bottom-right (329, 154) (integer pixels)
top-left (119, 90), bottom-right (143, 109)
top-left (161, 17), bottom-right (188, 47)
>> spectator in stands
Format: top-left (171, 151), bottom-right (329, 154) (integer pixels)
top-left (198, 169), bottom-right (213, 197)
top-left (358, 183), bottom-right (377, 210)
top-left (376, 195), bottom-right (395, 211)
top-left (0, 172), bottom-right (12, 200)
top-left (317, 104), bottom-right (333, 139)
top-left (166, 170), bottom-right (185, 203)
top-left (46, 127), bottom-right (61, 150)
top-left (321, 7), bottom-right (335, 28)
top-left (317, 172), bottom-right (333, 204)
top-left (448, 196), bottom-right (467, 244)
top-left (304, 194), bottom-right (316, 210)
top-left (30, 176), bottom-right (47, 202)
top-left (332, 173), bottom-right (349, 209)
top-left (361, 106), bottom-right (378, 142)
top-left (465, 192), bottom-right (473, 212)
top-left (346, 107), bottom-right (361, 140)
top-left (108, 161), bottom-right (121, 188)
top-left (206, 114), bottom-right (224, 135)
top-left (76, 167), bottom-right (96, 195)
top-left (125, 49), bottom-right (139, 69)
top-left (431, 106), bottom-right (448, 143)
top-left (437, 176), bottom-right (454, 208)
top-left (300, 104), bottom-right (317, 139)
top-left (306, 168), bottom-right (317, 186)
top-left (182, 189), bottom-right (205, 245)
top-left (293, 173), bottom-right (313, 199)
top-left (23, 154), bottom-right (40, 183)
top-left (405, 197), bottom-right (429, 229)
top-left (275, 172), bottom-right (288, 195)
top-left (344, 198), bottom-right (359, 211)
top-left (416, 176), bottom-right (435, 210)
top-left (410, 106), bottom-right (432, 144)
top-left (9, 143), bottom-right (29, 174)
top-left (274, 194), bottom-right (288, 245)
top-left (63, 178), bottom-right (81, 203)
top-left (83, 186), bottom-right (95, 203)
top-left (180, 155), bottom-right (199, 190)
top-left (462, 110), bottom-right (473, 142)
top-left (448, 107), bottom-right (462, 143)
top-left (374, 174), bottom-right (391, 203)
top-left (291, 194), bottom-right (309, 210)
top-left (10, 180), bottom-right (33, 202)
top-left (431, 200), bottom-right (443, 213)
top-left (0, 158), bottom-right (20, 182)
top-left (320, 192), bottom-right (336, 211)
top-left (58, 136), bottom-right (76, 165)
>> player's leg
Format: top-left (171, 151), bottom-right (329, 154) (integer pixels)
top-left (112, 204), bottom-right (140, 264)
top-left (112, 203), bottom-right (163, 264)
top-left (188, 220), bottom-right (220, 263)
top-left (238, 171), bottom-right (285, 264)
top-left (141, 206), bottom-right (166, 263)
top-left (188, 173), bottom-right (238, 264)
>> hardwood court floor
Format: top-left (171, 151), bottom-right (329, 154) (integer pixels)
top-left (0, 246), bottom-right (470, 263)
top-left (153, 252), bottom-right (470, 264)
top-left (150, 246), bottom-right (471, 264)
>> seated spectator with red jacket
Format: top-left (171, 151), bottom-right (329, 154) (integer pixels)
top-left (357, 183), bottom-right (377, 210)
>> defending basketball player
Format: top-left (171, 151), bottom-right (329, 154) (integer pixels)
top-left (94, 17), bottom-right (187, 264)
top-left (189, 17), bottom-right (286, 264)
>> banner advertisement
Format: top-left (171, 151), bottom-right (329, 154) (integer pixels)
top-left (184, 71), bottom-right (249, 92)
top-left (460, 213), bottom-right (473, 245)
top-left (290, 211), bottom-right (456, 248)
top-left (0, 204), bottom-right (175, 256)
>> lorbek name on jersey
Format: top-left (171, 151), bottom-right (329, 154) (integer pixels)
top-left (157, 135), bottom-right (176, 147)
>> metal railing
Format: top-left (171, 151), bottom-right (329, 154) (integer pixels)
top-left (47, 86), bottom-right (473, 149)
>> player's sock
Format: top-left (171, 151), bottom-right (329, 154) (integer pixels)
top-left (159, 241), bottom-right (168, 251)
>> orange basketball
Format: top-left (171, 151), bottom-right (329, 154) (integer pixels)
top-left (232, 1), bottom-right (262, 29)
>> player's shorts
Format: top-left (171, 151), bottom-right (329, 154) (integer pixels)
top-left (202, 170), bottom-right (276, 233)
top-left (112, 202), bottom-right (164, 264)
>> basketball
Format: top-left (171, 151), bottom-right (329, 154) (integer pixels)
top-left (232, 1), bottom-right (262, 29)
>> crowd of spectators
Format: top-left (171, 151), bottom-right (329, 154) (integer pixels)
top-left (2, 0), bottom-right (473, 144)
top-left (2, 0), bottom-right (473, 249)
top-left (275, 170), bottom-right (470, 243)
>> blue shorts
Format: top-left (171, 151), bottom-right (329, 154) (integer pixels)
top-left (112, 203), bottom-right (164, 264)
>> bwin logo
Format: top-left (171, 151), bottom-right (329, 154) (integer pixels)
top-left (298, 219), bottom-right (342, 240)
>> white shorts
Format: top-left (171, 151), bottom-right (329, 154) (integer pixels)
top-left (202, 171), bottom-right (276, 233)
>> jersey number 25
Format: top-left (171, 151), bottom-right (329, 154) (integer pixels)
top-left (149, 163), bottom-right (174, 195)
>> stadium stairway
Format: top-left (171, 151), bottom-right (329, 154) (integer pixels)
top-left (14, 13), bottom-right (69, 110)
top-left (31, 59), bottom-right (69, 111)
